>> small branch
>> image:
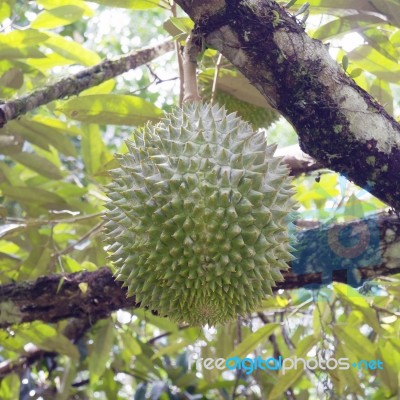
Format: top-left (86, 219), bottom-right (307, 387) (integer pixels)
top-left (182, 33), bottom-right (202, 103)
top-left (52, 221), bottom-right (105, 260)
top-left (171, 1), bottom-right (185, 107)
top-left (0, 41), bottom-right (175, 128)
top-left (371, 304), bottom-right (400, 317)
top-left (146, 325), bottom-right (190, 345)
top-left (3, 211), bottom-right (103, 227)
top-left (0, 348), bottom-right (56, 379)
top-left (210, 53), bottom-right (223, 104)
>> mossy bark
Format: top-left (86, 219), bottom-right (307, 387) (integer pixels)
top-left (175, 0), bottom-right (400, 210)
top-left (0, 214), bottom-right (399, 329)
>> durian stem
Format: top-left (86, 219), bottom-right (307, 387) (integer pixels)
top-left (182, 33), bottom-right (202, 103)
top-left (211, 53), bottom-right (223, 104)
top-left (171, 1), bottom-right (185, 107)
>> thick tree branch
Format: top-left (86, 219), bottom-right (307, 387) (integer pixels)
top-left (0, 214), bottom-right (399, 329)
top-left (174, 0), bottom-right (400, 210)
top-left (0, 41), bottom-right (174, 128)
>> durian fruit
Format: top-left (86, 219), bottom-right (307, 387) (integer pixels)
top-left (104, 102), bottom-right (296, 326)
top-left (203, 89), bottom-right (279, 130)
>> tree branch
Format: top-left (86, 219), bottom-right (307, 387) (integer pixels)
top-left (0, 214), bottom-right (399, 329)
top-left (0, 41), bottom-right (174, 128)
top-left (174, 0), bottom-right (400, 210)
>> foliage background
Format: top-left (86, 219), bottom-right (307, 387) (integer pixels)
top-left (0, 0), bottom-right (399, 399)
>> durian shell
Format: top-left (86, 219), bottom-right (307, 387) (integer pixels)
top-left (104, 102), bottom-right (296, 326)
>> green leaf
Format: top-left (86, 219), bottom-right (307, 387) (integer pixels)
top-left (89, 320), bottom-right (115, 382)
top-left (215, 321), bottom-right (237, 358)
top-left (163, 17), bottom-right (194, 37)
top-left (58, 94), bottom-right (163, 125)
top-left (200, 68), bottom-right (271, 109)
top-left (362, 27), bottom-right (399, 63)
top-left (120, 332), bottom-right (142, 357)
top-left (103, 368), bottom-right (120, 399)
top-left (81, 124), bottom-right (104, 175)
top-left (349, 67), bottom-right (363, 78)
top-left (343, 194), bottom-right (364, 219)
top-left (26, 53), bottom-right (75, 73)
top-left (18, 323), bottom-right (79, 359)
top-left (31, 5), bottom-right (85, 29)
top-left (333, 344), bottom-right (362, 394)
top-left (313, 14), bottom-right (387, 40)
top-left (333, 324), bottom-right (375, 360)
top-left (286, 0), bottom-right (298, 9)
top-left (370, 78), bottom-right (394, 115)
top-left (342, 55), bottom-right (349, 71)
top-left (0, 374), bottom-right (20, 400)
top-left (0, 29), bottom-right (48, 47)
top-left (45, 33), bottom-right (101, 66)
top-left (0, 46), bottom-right (44, 60)
top-left (0, 301), bottom-right (23, 325)
top-left (0, 2), bottom-right (11, 23)
top-left (0, 68), bottom-right (23, 89)
top-left (151, 340), bottom-right (192, 360)
top-left (11, 152), bottom-right (64, 180)
top-left (56, 358), bottom-right (76, 400)
top-left (85, 0), bottom-right (161, 9)
top-left (333, 283), bottom-right (381, 332)
top-left (18, 243), bottom-right (53, 280)
top-left (81, 79), bottom-right (116, 95)
top-left (377, 341), bottom-right (399, 395)
top-left (226, 323), bottom-right (279, 359)
top-left (1, 185), bottom-right (67, 206)
top-left (348, 45), bottom-right (400, 83)
top-left (134, 309), bottom-right (179, 332)
top-left (269, 335), bottom-right (319, 400)
top-left (391, 30), bottom-right (400, 46)
top-left (7, 118), bottom-right (77, 157)
top-left (38, 0), bottom-right (94, 16)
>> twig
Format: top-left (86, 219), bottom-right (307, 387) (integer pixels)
top-left (51, 221), bottom-right (105, 260)
top-left (146, 325), bottom-right (190, 345)
top-left (171, 1), bottom-right (185, 107)
top-left (3, 211), bottom-right (104, 227)
top-left (182, 33), bottom-right (202, 103)
top-left (371, 304), bottom-right (400, 317)
top-left (0, 41), bottom-right (175, 128)
top-left (210, 53), bottom-right (223, 104)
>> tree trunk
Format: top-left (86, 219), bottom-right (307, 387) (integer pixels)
top-left (175, 0), bottom-right (400, 210)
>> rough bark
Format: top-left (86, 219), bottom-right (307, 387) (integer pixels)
top-left (1, 214), bottom-right (399, 329)
top-left (0, 41), bottom-right (174, 128)
top-left (174, 0), bottom-right (400, 210)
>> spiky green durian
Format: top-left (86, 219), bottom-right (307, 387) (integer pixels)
top-left (104, 102), bottom-right (296, 326)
